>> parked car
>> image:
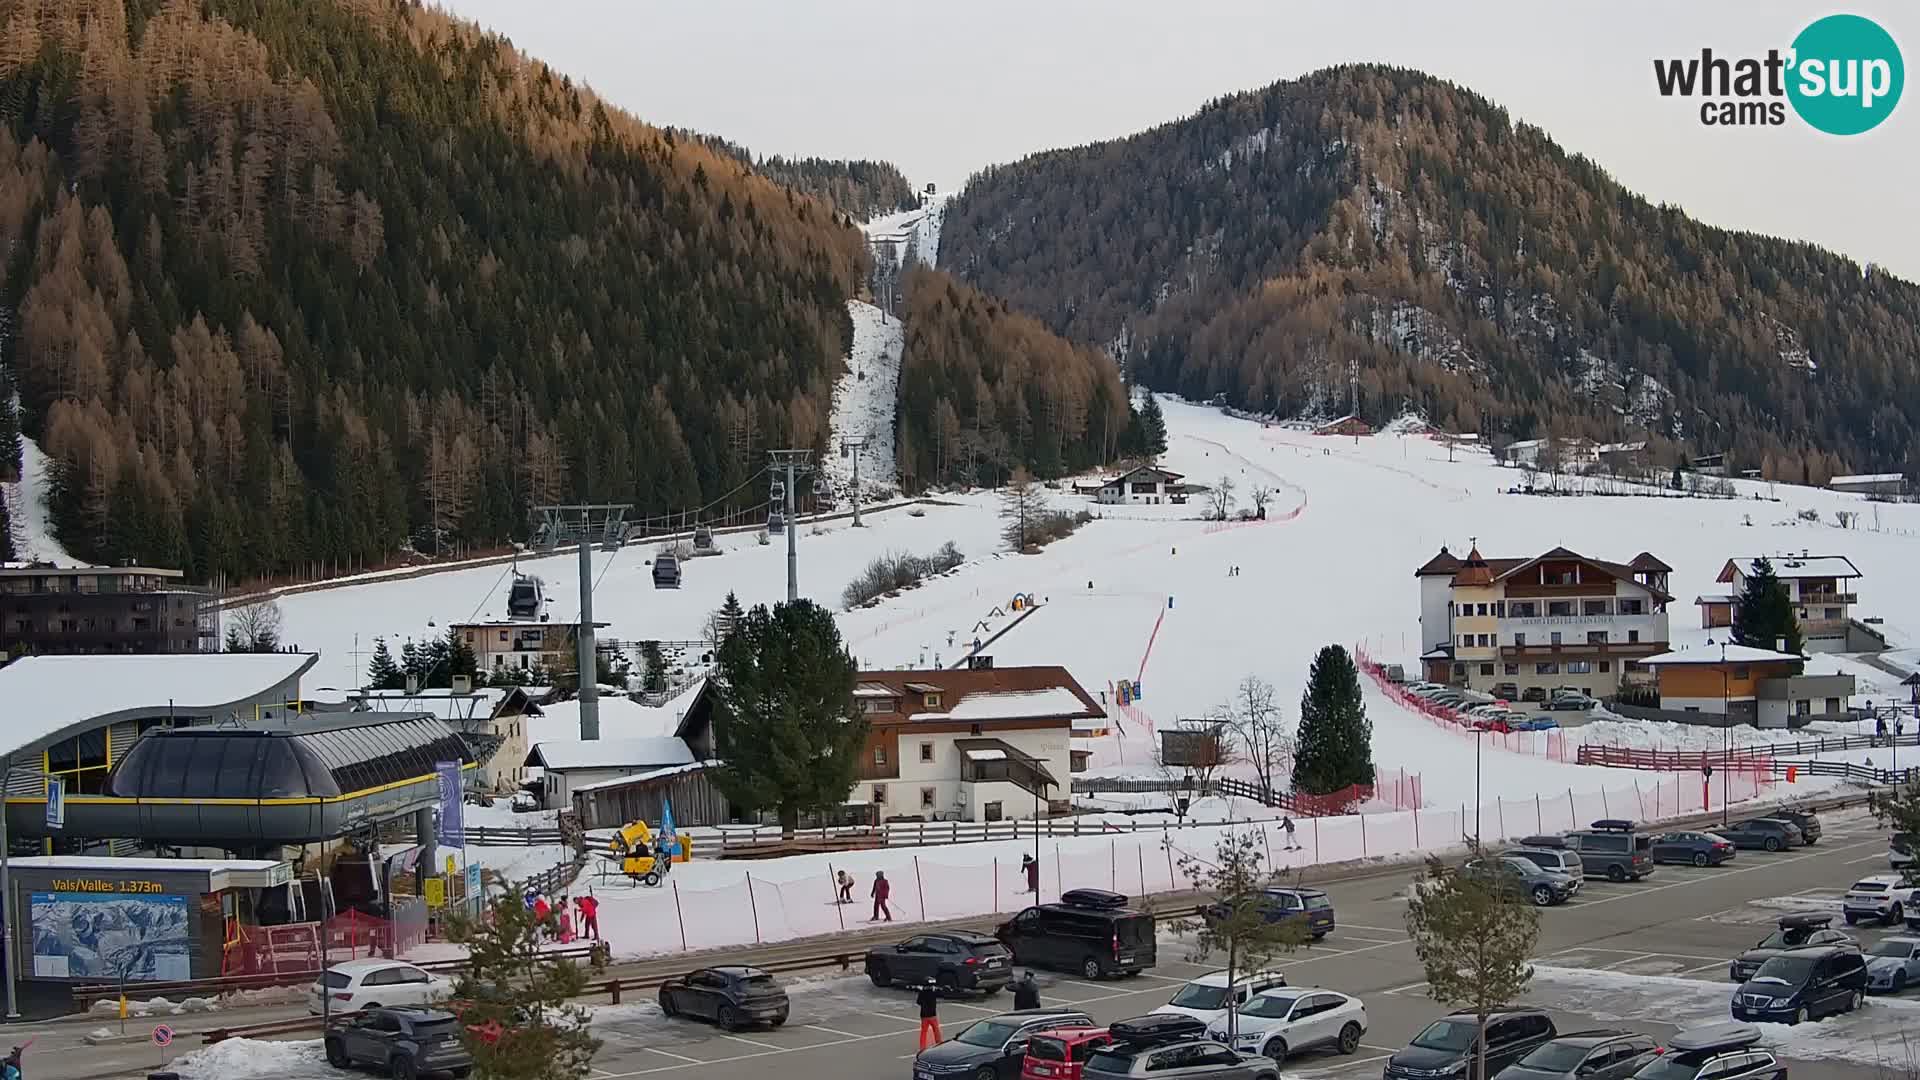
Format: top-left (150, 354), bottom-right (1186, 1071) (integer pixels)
top-left (324, 1007), bottom-right (472, 1079)
top-left (914, 1009), bottom-right (1096, 1080)
top-left (1564, 820), bottom-right (1655, 882)
top-left (1492, 683), bottom-right (1521, 701)
top-left (1731, 945), bottom-right (1867, 1024)
top-left (1207, 988), bottom-right (1367, 1063)
top-left (1461, 855), bottom-right (1580, 906)
top-left (1022, 1027), bottom-right (1114, 1080)
top-left (1729, 914), bottom-right (1854, 982)
top-left (1770, 808), bottom-right (1822, 846)
top-left (1865, 936), bottom-right (1920, 994)
top-left (1648, 831), bottom-right (1736, 868)
top-left (1508, 839), bottom-right (1586, 884)
top-left (1202, 887), bottom-right (1335, 939)
top-left (1629, 1023), bottom-right (1784, 1079)
top-left (867, 931), bottom-right (1015, 993)
top-left (1081, 1039), bottom-right (1280, 1080)
top-left (997, 889), bottom-right (1158, 979)
top-left (1717, 818), bottom-right (1803, 852)
top-left (1384, 1010), bottom-right (1556, 1079)
top-left (1493, 1029), bottom-right (1660, 1080)
top-left (657, 966), bottom-right (790, 1029)
top-left (1892, 832), bottom-right (1917, 870)
top-left (1545, 692), bottom-right (1598, 711)
top-left (1521, 687), bottom-right (1550, 703)
top-left (1842, 873), bottom-right (1914, 926)
top-left (307, 959), bottom-right (453, 1015)
top-left (1153, 970), bottom-right (1289, 1026)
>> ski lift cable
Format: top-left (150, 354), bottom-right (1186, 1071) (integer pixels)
top-left (375, 561), bottom-right (516, 703)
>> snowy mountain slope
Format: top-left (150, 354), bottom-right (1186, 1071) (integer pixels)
top-left (823, 300), bottom-right (902, 493)
top-left (278, 395), bottom-right (1920, 808)
top-left (2, 436), bottom-right (79, 566)
top-left (863, 193), bottom-right (946, 271)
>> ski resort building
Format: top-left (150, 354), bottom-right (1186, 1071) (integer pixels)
top-left (349, 686), bottom-right (543, 792)
top-left (1828, 473), bottom-right (1908, 498)
top-left (1706, 555), bottom-right (1864, 653)
top-left (1639, 645), bottom-right (1855, 728)
top-left (849, 666), bottom-right (1098, 822)
top-left (451, 619), bottom-right (608, 674)
top-left (1095, 465), bottom-right (1185, 505)
top-left (1414, 545), bottom-right (1672, 703)
top-left (0, 563), bottom-right (216, 658)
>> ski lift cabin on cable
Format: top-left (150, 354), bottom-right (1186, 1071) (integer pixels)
top-left (691, 526), bottom-right (715, 553)
top-left (770, 477), bottom-right (786, 502)
top-left (506, 573), bottom-right (545, 619)
top-left (653, 552), bottom-right (682, 589)
top-left (768, 511), bottom-right (786, 535)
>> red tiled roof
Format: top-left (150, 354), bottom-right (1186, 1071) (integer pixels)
top-left (855, 666), bottom-right (1105, 724)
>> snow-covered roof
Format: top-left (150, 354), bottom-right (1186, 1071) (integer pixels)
top-left (961, 747), bottom-right (1007, 761)
top-left (571, 760), bottom-right (714, 793)
top-left (947, 688), bottom-right (1093, 721)
top-left (854, 683), bottom-right (897, 697)
top-left (1830, 473), bottom-right (1905, 485)
top-left (353, 687), bottom-right (516, 722)
top-left (1640, 644), bottom-right (1805, 666)
top-left (1721, 555), bottom-right (1862, 581)
top-left (0, 652), bottom-right (319, 757)
top-left (1693, 594), bottom-right (1736, 605)
top-left (525, 736), bottom-right (695, 770)
top-left (5, 855), bottom-right (283, 871)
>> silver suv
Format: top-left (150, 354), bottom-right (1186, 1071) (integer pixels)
top-left (1509, 839), bottom-right (1586, 884)
top-left (1083, 1041), bottom-right (1280, 1080)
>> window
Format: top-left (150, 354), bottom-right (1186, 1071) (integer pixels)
top-left (920, 787), bottom-right (936, 809)
top-left (1460, 603), bottom-right (1472, 616)
top-left (984, 801), bottom-right (1003, 821)
top-left (873, 745), bottom-right (888, 766)
top-left (919, 742), bottom-right (934, 763)
top-left (1480, 664), bottom-right (1494, 676)
top-left (1494, 602), bottom-right (1506, 617)
top-left (1504, 664), bottom-right (1519, 675)
top-left (1825, 697), bottom-right (1841, 714)
top-left (1476, 603), bottom-right (1488, 616)
top-left (872, 784), bottom-right (887, 804)
top-left (1513, 633), bottom-right (1527, 647)
top-left (1452, 663), bottom-right (1466, 676)
top-left (1461, 634), bottom-right (1473, 648)
top-left (1618, 598), bottom-right (1644, 615)
top-left (1733, 666), bottom-right (1750, 679)
top-left (1476, 634), bottom-right (1490, 647)
top-left (1598, 661), bottom-right (1611, 673)
top-left (1627, 630), bottom-right (1640, 643)
top-left (1567, 661), bottom-right (1592, 674)
top-left (1587, 630), bottom-right (1608, 644)
top-left (1824, 607), bottom-right (1841, 619)
top-left (1510, 602), bottom-right (1537, 618)
top-left (924, 693), bottom-right (942, 708)
top-left (464, 631), bottom-right (474, 643)
top-left (1583, 600), bottom-right (1609, 615)
top-left (498, 630), bottom-right (508, 642)
top-left (1550, 631), bottom-right (1563, 645)
top-left (1796, 699), bottom-right (1811, 717)
top-left (861, 698), bottom-right (895, 714)
top-left (1536, 662), bottom-right (1560, 675)
top-left (1548, 601), bottom-right (1573, 616)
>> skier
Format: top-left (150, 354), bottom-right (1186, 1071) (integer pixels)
top-left (1022, 854), bottom-right (1039, 894)
top-left (1282, 815), bottom-right (1299, 851)
top-left (916, 981), bottom-right (943, 1049)
top-left (532, 894), bottom-right (552, 941)
top-left (1013, 971), bottom-right (1041, 1010)
top-left (837, 870), bottom-right (856, 904)
top-left (1877, 715), bottom-right (1889, 747)
top-left (870, 871), bottom-right (893, 922)
top-left (576, 894), bottom-right (601, 941)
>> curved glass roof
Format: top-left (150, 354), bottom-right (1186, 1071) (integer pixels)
top-left (108, 717), bottom-right (473, 800)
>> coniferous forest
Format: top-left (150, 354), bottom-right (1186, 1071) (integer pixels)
top-left (0, 0), bottom-right (872, 581)
top-left (943, 65), bottom-right (1920, 482)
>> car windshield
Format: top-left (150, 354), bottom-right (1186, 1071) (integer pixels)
top-left (956, 1021), bottom-right (1020, 1048)
top-left (1303, 894), bottom-right (1332, 910)
top-left (1240, 995), bottom-right (1300, 1019)
top-left (1516, 1043), bottom-right (1592, 1071)
top-left (1751, 955), bottom-right (1815, 984)
top-left (1412, 1019), bottom-right (1476, 1051)
top-left (1869, 941), bottom-right (1916, 958)
top-left (1168, 984), bottom-right (1229, 1009)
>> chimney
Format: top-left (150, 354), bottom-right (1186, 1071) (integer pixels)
top-left (1775, 637), bottom-right (1786, 653)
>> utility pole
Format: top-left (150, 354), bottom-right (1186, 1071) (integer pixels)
top-left (842, 434), bottom-right (869, 527)
top-left (768, 450), bottom-right (815, 603)
top-left (534, 503), bottom-right (631, 741)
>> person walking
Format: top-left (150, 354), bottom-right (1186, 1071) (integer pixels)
top-left (532, 894), bottom-right (552, 941)
top-left (1021, 854), bottom-right (1039, 894)
top-left (1282, 815), bottom-right (1299, 851)
top-left (556, 898), bottom-right (576, 944)
top-left (916, 981), bottom-right (943, 1049)
top-left (577, 894), bottom-right (601, 941)
top-left (871, 870), bottom-right (893, 922)
top-left (1878, 715), bottom-right (1890, 747)
top-left (1012, 971), bottom-right (1041, 1011)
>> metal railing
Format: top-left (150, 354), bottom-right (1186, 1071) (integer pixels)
top-left (1576, 732), bottom-right (1920, 769)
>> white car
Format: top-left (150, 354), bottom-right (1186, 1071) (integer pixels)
top-left (1151, 969), bottom-right (1289, 1026)
top-left (1206, 987), bottom-right (1368, 1062)
top-left (1844, 874), bottom-right (1915, 926)
top-left (307, 959), bottom-right (453, 1014)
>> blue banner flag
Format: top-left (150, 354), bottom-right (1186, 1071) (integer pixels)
top-left (435, 760), bottom-right (465, 849)
top-left (660, 798), bottom-right (677, 855)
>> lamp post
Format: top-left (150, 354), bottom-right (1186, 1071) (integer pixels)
top-left (1474, 726), bottom-right (1486, 846)
top-left (1708, 637), bottom-right (1729, 824)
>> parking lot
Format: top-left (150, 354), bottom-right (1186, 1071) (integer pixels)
top-left (87, 805), bottom-right (1913, 1080)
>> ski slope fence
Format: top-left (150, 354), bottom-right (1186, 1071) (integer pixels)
top-left (1355, 643), bottom-right (1576, 760)
top-left (588, 769), bottom-right (1775, 960)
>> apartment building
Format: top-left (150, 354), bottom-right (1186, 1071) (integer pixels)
top-left (1699, 554), bottom-right (1862, 654)
top-left (0, 563), bottom-right (215, 658)
top-left (1414, 545), bottom-right (1673, 702)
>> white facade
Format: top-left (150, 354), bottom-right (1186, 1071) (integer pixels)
top-left (853, 726), bottom-right (1070, 823)
top-left (1096, 467), bottom-right (1184, 506)
top-left (1418, 573), bottom-right (1455, 654)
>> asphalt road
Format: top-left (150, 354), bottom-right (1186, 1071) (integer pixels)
top-left (28, 807), bottom-right (1915, 1080)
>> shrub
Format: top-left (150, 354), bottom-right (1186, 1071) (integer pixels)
top-left (1026, 509), bottom-right (1093, 549)
top-left (841, 542), bottom-right (965, 608)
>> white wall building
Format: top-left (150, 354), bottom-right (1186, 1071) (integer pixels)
top-left (1096, 465), bottom-right (1186, 505)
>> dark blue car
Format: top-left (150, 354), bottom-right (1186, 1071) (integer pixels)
top-left (1205, 887), bottom-right (1335, 940)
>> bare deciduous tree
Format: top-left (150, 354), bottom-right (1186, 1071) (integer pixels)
top-left (224, 599), bottom-right (283, 653)
top-left (1157, 719), bottom-right (1240, 800)
top-left (1207, 474), bottom-right (1237, 520)
top-left (1221, 676), bottom-right (1294, 799)
top-left (1248, 484), bottom-right (1274, 516)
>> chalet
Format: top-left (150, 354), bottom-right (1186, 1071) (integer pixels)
top-left (1414, 545), bottom-right (1672, 701)
top-left (1639, 644), bottom-right (1854, 728)
top-left (525, 735), bottom-right (698, 809)
top-left (1829, 473), bottom-right (1909, 498)
top-left (1314, 415), bottom-right (1373, 437)
top-left (1097, 465), bottom-right (1185, 505)
top-left (452, 619), bottom-right (609, 674)
top-left (567, 679), bottom-right (732, 828)
top-left (1704, 555), bottom-right (1863, 653)
top-left (848, 665), bottom-right (1101, 822)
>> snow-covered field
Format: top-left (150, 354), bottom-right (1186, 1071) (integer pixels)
top-left (825, 300), bottom-right (904, 492)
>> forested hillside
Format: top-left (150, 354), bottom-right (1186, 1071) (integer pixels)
top-left (943, 65), bottom-right (1920, 480)
top-left (677, 131), bottom-right (922, 220)
top-left (894, 267), bottom-right (1131, 491)
top-left (0, 0), bottom-right (870, 582)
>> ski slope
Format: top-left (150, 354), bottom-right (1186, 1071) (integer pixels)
top-left (2, 436), bottom-right (80, 566)
top-left (278, 395), bottom-right (1920, 805)
top-left (823, 300), bottom-right (902, 493)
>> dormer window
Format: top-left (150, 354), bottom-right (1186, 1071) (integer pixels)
top-left (924, 693), bottom-right (942, 708)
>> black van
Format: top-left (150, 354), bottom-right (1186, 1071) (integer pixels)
top-left (996, 889), bottom-right (1158, 979)
top-left (1731, 945), bottom-right (1867, 1025)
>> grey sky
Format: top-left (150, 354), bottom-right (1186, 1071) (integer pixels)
top-left (440, 1), bottom-right (1918, 281)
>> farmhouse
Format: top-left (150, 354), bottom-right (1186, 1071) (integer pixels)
top-left (1096, 465), bottom-right (1185, 505)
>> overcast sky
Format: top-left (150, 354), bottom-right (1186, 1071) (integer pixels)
top-left (439, 1), bottom-right (1918, 282)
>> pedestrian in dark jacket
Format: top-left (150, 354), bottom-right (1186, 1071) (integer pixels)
top-left (916, 982), bottom-right (942, 1049)
top-left (1022, 854), bottom-right (1039, 894)
top-left (1013, 972), bottom-right (1041, 1010)
top-left (871, 871), bottom-right (892, 922)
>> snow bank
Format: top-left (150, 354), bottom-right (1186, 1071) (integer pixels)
top-left (172, 1038), bottom-right (328, 1080)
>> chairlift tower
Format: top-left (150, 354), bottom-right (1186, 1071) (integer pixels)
top-left (532, 503), bottom-right (632, 741)
top-left (767, 450), bottom-right (815, 603)
top-left (840, 433), bottom-right (869, 528)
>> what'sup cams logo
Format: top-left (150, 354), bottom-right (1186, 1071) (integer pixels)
top-left (1654, 13), bottom-right (1904, 134)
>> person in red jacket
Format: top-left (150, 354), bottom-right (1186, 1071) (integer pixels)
top-left (576, 894), bottom-right (600, 940)
top-left (870, 871), bottom-right (892, 922)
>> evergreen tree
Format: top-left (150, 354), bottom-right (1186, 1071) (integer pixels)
top-left (1404, 844), bottom-right (1540, 1080)
top-left (711, 599), bottom-right (864, 834)
top-left (1137, 394), bottom-right (1169, 458)
top-left (718, 592), bottom-right (745, 642)
top-left (400, 640), bottom-right (425, 688)
top-left (445, 881), bottom-right (604, 1080)
top-left (444, 626), bottom-right (479, 687)
top-left (1731, 557), bottom-right (1804, 660)
top-left (0, 496), bottom-right (13, 563)
top-left (366, 637), bottom-right (403, 690)
top-left (1292, 644), bottom-right (1375, 796)
top-left (640, 640), bottom-right (668, 693)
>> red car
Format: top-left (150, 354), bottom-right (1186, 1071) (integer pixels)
top-left (1022, 1027), bottom-right (1113, 1080)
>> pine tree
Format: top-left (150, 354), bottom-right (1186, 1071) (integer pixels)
top-left (445, 881), bottom-right (604, 1080)
top-left (717, 592), bottom-right (745, 642)
top-left (1731, 557), bottom-right (1804, 659)
top-left (444, 625), bottom-right (478, 686)
top-left (1293, 644), bottom-right (1375, 796)
top-left (400, 640), bottom-right (425, 687)
top-left (711, 599), bottom-right (864, 834)
top-left (366, 637), bottom-right (403, 690)
top-left (1404, 844), bottom-right (1540, 1080)
top-left (1137, 394), bottom-right (1169, 458)
top-left (640, 640), bottom-right (667, 693)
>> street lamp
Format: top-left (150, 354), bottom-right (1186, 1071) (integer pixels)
top-left (1474, 725), bottom-right (1486, 846)
top-left (1707, 637), bottom-right (1729, 824)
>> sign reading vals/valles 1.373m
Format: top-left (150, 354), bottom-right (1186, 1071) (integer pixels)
top-left (48, 878), bottom-right (168, 894)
